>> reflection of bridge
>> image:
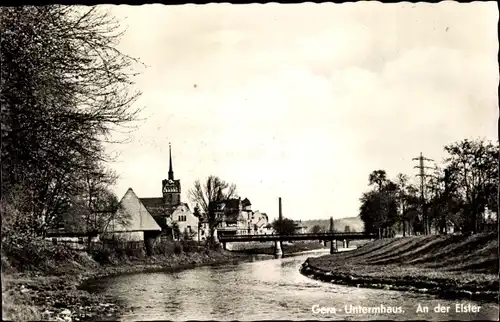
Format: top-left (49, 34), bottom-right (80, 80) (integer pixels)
top-left (219, 232), bottom-right (376, 242)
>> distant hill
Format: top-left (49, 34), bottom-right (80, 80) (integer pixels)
top-left (303, 216), bottom-right (364, 233)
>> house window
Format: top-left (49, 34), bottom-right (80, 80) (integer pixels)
top-left (187, 226), bottom-right (191, 233)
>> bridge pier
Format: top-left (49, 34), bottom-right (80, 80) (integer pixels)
top-left (274, 240), bottom-right (282, 256)
top-left (222, 242), bottom-right (227, 250)
top-left (330, 239), bottom-right (337, 254)
top-left (343, 239), bottom-right (348, 248)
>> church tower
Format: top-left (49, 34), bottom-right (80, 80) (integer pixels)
top-left (162, 143), bottom-right (181, 207)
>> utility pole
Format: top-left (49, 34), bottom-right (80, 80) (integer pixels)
top-left (413, 152), bottom-right (434, 235)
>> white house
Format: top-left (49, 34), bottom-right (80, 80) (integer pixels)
top-left (251, 211), bottom-right (270, 234)
top-left (167, 203), bottom-right (199, 240)
top-left (102, 188), bottom-right (162, 241)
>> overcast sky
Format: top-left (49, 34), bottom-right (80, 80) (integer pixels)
top-left (103, 2), bottom-right (498, 221)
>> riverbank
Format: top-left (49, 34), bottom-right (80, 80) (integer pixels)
top-left (2, 247), bottom-right (251, 322)
top-left (301, 232), bottom-right (499, 303)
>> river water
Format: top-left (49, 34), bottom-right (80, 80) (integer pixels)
top-left (84, 249), bottom-right (499, 321)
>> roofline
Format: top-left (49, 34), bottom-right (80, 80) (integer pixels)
top-left (46, 232), bottom-right (99, 237)
top-left (103, 229), bottom-right (161, 233)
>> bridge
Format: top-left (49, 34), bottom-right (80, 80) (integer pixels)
top-left (219, 197), bottom-right (377, 256)
top-left (219, 232), bottom-right (377, 255)
top-left (219, 232), bottom-right (376, 243)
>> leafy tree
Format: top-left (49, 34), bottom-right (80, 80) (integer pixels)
top-left (444, 139), bottom-right (498, 233)
top-left (344, 225), bottom-right (350, 233)
top-left (360, 171), bottom-right (400, 237)
top-left (272, 217), bottom-right (296, 235)
top-left (188, 175), bottom-right (237, 245)
top-left (311, 224), bottom-right (323, 234)
top-left (172, 222), bottom-right (181, 240)
top-left (403, 185), bottom-right (423, 235)
top-left (394, 173), bottom-right (410, 236)
top-left (359, 139), bottom-right (498, 237)
top-left (369, 170), bottom-right (387, 191)
top-left (193, 205), bottom-right (201, 218)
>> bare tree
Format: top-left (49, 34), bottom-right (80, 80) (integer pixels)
top-left (1, 6), bottom-right (144, 235)
top-left (188, 175), bottom-right (237, 245)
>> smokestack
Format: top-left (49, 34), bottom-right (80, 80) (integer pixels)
top-left (279, 197), bottom-right (282, 221)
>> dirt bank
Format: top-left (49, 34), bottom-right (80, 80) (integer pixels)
top-left (2, 249), bottom-right (250, 322)
top-left (300, 232), bottom-right (499, 303)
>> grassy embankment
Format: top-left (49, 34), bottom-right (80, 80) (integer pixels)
top-left (301, 232), bottom-right (499, 302)
top-left (1, 240), bottom-right (250, 322)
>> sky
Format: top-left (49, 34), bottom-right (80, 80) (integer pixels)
top-left (102, 2), bottom-right (498, 221)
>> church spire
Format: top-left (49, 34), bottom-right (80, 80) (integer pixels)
top-left (168, 142), bottom-right (174, 180)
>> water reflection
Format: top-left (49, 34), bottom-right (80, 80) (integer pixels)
top-left (84, 250), bottom-right (499, 321)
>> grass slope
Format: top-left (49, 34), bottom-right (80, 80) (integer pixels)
top-left (302, 232), bottom-right (499, 302)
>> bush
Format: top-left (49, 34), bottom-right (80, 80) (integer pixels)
top-left (89, 243), bottom-right (116, 265)
top-left (2, 235), bottom-right (78, 274)
top-left (173, 242), bottom-right (183, 255)
top-left (180, 240), bottom-right (199, 253)
top-left (90, 240), bottom-right (146, 263)
top-left (150, 240), bottom-right (204, 256)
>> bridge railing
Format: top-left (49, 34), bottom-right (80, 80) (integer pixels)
top-left (218, 232), bottom-right (377, 241)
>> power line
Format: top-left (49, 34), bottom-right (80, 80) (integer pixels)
top-left (412, 152), bottom-right (434, 235)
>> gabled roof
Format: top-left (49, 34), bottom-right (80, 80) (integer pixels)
top-left (209, 198), bottom-right (240, 211)
top-left (140, 197), bottom-right (164, 208)
top-left (225, 198), bottom-right (241, 210)
top-left (107, 188), bottom-right (161, 232)
top-left (140, 197), bottom-right (167, 217)
top-left (242, 198), bottom-right (251, 206)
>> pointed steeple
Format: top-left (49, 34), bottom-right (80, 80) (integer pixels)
top-left (168, 142), bottom-right (174, 180)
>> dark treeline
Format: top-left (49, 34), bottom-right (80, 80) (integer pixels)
top-left (1, 6), bottom-right (143, 244)
top-left (359, 139), bottom-right (499, 237)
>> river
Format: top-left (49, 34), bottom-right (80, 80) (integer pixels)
top-left (83, 249), bottom-right (499, 321)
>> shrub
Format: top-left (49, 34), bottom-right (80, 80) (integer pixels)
top-left (89, 243), bottom-right (116, 265)
top-left (123, 243), bottom-right (146, 259)
top-left (151, 240), bottom-right (203, 256)
top-left (181, 240), bottom-right (199, 253)
top-left (151, 240), bottom-right (173, 256)
top-left (2, 235), bottom-right (78, 274)
top-left (173, 242), bottom-right (183, 255)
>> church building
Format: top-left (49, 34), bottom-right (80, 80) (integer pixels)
top-left (140, 144), bottom-right (199, 240)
